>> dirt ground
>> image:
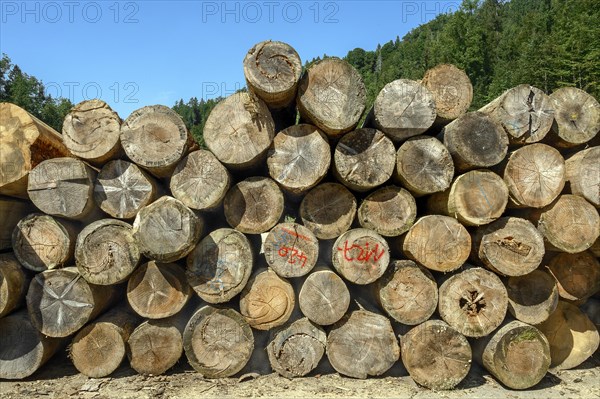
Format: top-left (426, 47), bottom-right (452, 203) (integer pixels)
top-left (1, 351), bottom-right (598, 399)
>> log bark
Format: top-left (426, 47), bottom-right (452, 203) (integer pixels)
top-left (438, 266), bottom-right (508, 337)
top-left (170, 149), bottom-right (231, 211)
top-left (478, 84), bottom-right (554, 144)
top-left (267, 317), bottom-right (326, 378)
top-left (203, 92), bottom-right (275, 170)
top-left (0, 310), bottom-right (65, 379)
top-left (70, 306), bottom-right (141, 378)
top-left (394, 135), bottom-right (454, 196)
top-left (326, 309), bottom-right (399, 379)
top-left (428, 169), bottom-right (509, 226)
top-left (62, 99), bottom-right (123, 165)
top-left (183, 305), bottom-right (254, 378)
top-left (503, 143), bottom-right (565, 208)
top-left (186, 228), bottom-right (253, 304)
top-left (266, 124), bottom-right (331, 195)
top-left (27, 157), bottom-right (99, 220)
top-left (547, 87), bottom-right (600, 147)
top-left (375, 260), bottom-right (438, 325)
top-left (547, 251), bottom-right (600, 301)
top-left (127, 261), bottom-right (191, 319)
top-left (401, 215), bottom-right (471, 272)
top-left (366, 79), bottom-right (436, 142)
top-left (94, 159), bottom-right (161, 219)
top-left (224, 176), bottom-right (284, 234)
top-left (127, 309), bottom-right (189, 375)
top-left (472, 217), bottom-right (545, 276)
top-left (75, 218), bottom-right (141, 285)
top-left (240, 268), bottom-right (295, 331)
top-left (298, 266), bottom-right (350, 326)
top-left (243, 40), bottom-right (302, 109)
top-left (264, 222), bottom-right (319, 278)
top-left (297, 57), bottom-right (366, 137)
top-left (12, 213), bottom-right (77, 272)
top-left (506, 270), bottom-right (559, 325)
top-left (421, 64), bottom-right (473, 126)
top-left (565, 146), bottom-right (600, 208)
top-left (536, 300), bottom-right (600, 370)
top-left (299, 182), bottom-right (357, 240)
top-left (333, 128), bottom-right (396, 192)
top-left (441, 112), bottom-right (509, 172)
top-left (332, 228), bottom-right (390, 285)
top-left (400, 319), bottom-right (472, 390)
top-left (0, 253), bottom-right (29, 318)
top-left (0, 196), bottom-right (34, 250)
top-left (0, 102), bottom-right (70, 198)
top-left (357, 185), bottom-right (416, 237)
top-left (133, 196), bottom-right (203, 262)
top-left (536, 194), bottom-right (600, 253)
top-left (473, 320), bottom-right (551, 389)
top-left (120, 105), bottom-right (193, 178)
top-left (26, 267), bottom-right (120, 337)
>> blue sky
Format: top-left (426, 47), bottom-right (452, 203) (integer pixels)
top-left (0, 0), bottom-right (460, 117)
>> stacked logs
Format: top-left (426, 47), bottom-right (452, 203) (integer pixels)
top-left (1, 40), bottom-right (599, 391)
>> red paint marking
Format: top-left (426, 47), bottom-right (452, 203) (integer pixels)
top-left (337, 240), bottom-right (385, 263)
top-left (278, 246), bottom-right (308, 268)
top-left (280, 227), bottom-right (311, 242)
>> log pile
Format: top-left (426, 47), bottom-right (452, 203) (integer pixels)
top-left (0, 40), bottom-right (599, 391)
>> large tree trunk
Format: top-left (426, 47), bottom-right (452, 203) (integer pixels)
top-left (400, 319), bottom-right (472, 390)
top-left (12, 213), bottom-right (77, 272)
top-left (297, 57), bottom-right (366, 137)
top-left (224, 177), bottom-right (284, 234)
top-left (473, 320), bottom-right (551, 389)
top-left (299, 183), bottom-right (357, 240)
top-left (536, 300), bottom-right (600, 370)
top-left (27, 157), bottom-right (100, 221)
top-left (26, 267), bottom-right (120, 337)
top-left (61, 99), bottom-right (123, 165)
top-left (203, 92), bottom-right (275, 170)
top-left (127, 261), bottom-right (191, 319)
top-left (169, 149), bottom-right (231, 211)
top-left (394, 136), bottom-right (455, 196)
top-left (506, 270), bottom-right (558, 325)
top-left (478, 85), bottom-right (554, 144)
top-left (364, 79), bottom-right (436, 142)
top-left (546, 87), bottom-right (600, 148)
top-left (243, 40), bottom-right (302, 109)
top-left (133, 196), bottom-right (203, 262)
top-left (0, 196), bottom-right (35, 250)
top-left (94, 159), bottom-right (161, 219)
top-left (421, 64), bottom-right (473, 126)
top-left (263, 222), bottom-right (319, 278)
top-left (428, 169), bottom-right (509, 226)
top-left (70, 306), bottom-right (141, 378)
top-left (441, 112), bottom-right (508, 172)
top-left (438, 266), bottom-right (508, 337)
top-left (0, 310), bottom-right (66, 379)
top-left (186, 228), bottom-right (253, 304)
top-left (120, 105), bottom-right (194, 178)
top-left (326, 309), bottom-right (399, 379)
top-left (401, 215), bottom-right (471, 272)
top-left (75, 219), bottom-right (141, 285)
top-left (266, 124), bottom-right (331, 195)
top-left (333, 128), bottom-right (396, 192)
top-left (472, 217), bottom-right (545, 276)
top-left (0, 253), bottom-right (30, 318)
top-left (357, 185), bottom-right (416, 237)
top-left (331, 228), bottom-right (390, 285)
top-left (565, 146), bottom-right (600, 208)
top-left (503, 143), bottom-right (565, 208)
top-left (375, 260), bottom-right (438, 325)
top-left (547, 251), bottom-right (600, 302)
top-left (298, 266), bottom-right (350, 326)
top-left (183, 305), bottom-right (254, 378)
top-left (239, 269), bottom-right (295, 330)
top-left (0, 102), bottom-right (70, 198)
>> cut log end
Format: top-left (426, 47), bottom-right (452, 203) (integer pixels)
top-left (332, 228), bottom-right (390, 285)
top-left (507, 270), bottom-right (558, 325)
top-left (358, 185), bottom-right (416, 237)
top-left (299, 268), bottom-right (350, 326)
top-left (264, 223), bottom-right (319, 278)
top-left (548, 87), bottom-right (600, 147)
top-left (0, 253), bottom-right (29, 318)
top-left (300, 183), bottom-right (357, 240)
top-left (565, 146), bottom-right (600, 208)
top-left (548, 251), bottom-right (600, 302)
top-left (422, 64), bottom-right (473, 125)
